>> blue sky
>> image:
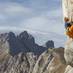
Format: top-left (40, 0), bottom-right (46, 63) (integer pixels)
top-left (0, 0), bottom-right (64, 35)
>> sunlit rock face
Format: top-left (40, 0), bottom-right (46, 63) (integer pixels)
top-left (0, 47), bottom-right (67, 73)
top-left (64, 38), bottom-right (73, 67)
top-left (32, 48), bottom-right (66, 73)
top-left (64, 38), bottom-right (73, 73)
top-left (64, 65), bottom-right (73, 73)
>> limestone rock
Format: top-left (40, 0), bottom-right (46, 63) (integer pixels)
top-left (64, 38), bottom-right (73, 66)
top-left (45, 40), bottom-right (54, 49)
top-left (32, 48), bottom-right (66, 73)
top-left (64, 65), bottom-right (73, 73)
top-left (0, 31), bottom-right (67, 73)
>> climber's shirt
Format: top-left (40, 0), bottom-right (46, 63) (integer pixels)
top-left (66, 25), bottom-right (73, 38)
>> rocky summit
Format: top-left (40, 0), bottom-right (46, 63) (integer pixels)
top-left (0, 47), bottom-right (67, 73)
top-left (0, 31), bottom-right (69, 73)
top-left (0, 31), bottom-right (47, 56)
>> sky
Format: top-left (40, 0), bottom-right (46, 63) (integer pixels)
top-left (0, 0), bottom-right (64, 35)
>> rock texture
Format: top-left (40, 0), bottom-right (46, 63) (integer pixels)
top-left (0, 31), bottom-right (50, 56)
top-left (0, 47), bottom-right (67, 73)
top-left (64, 65), bottom-right (73, 73)
top-left (64, 38), bottom-right (73, 67)
top-left (45, 40), bottom-right (54, 49)
top-left (0, 52), bottom-right (37, 73)
top-left (32, 48), bottom-right (66, 73)
top-left (64, 38), bottom-right (73, 73)
top-left (0, 31), bottom-right (68, 73)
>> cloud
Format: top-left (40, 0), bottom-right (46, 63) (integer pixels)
top-left (21, 7), bottom-right (64, 35)
top-left (0, 14), bottom-right (6, 20)
top-left (0, 0), bottom-right (64, 35)
top-left (0, 2), bottom-right (33, 26)
top-left (23, 16), bottom-right (48, 28)
top-left (0, 0), bottom-right (66, 47)
top-left (0, 2), bottom-right (32, 16)
top-left (4, 3), bottom-right (32, 16)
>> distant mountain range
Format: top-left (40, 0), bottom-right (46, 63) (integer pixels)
top-left (0, 31), bottom-right (55, 56)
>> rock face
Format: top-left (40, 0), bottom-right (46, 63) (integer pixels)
top-left (64, 65), bottom-right (73, 73)
top-left (0, 52), bottom-right (37, 73)
top-left (17, 31), bottom-right (47, 55)
top-left (64, 38), bottom-right (73, 73)
top-left (0, 47), bottom-right (67, 73)
top-left (8, 32), bottom-right (27, 56)
top-left (64, 38), bottom-right (73, 67)
top-left (45, 40), bottom-right (54, 49)
top-left (0, 31), bottom-right (68, 73)
top-left (32, 48), bottom-right (66, 73)
top-left (0, 31), bottom-right (48, 56)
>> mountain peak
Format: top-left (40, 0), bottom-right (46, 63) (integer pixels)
top-left (0, 31), bottom-right (54, 56)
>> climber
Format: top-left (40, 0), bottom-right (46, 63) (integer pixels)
top-left (64, 17), bottom-right (73, 67)
top-left (64, 17), bottom-right (73, 39)
top-left (62, 0), bottom-right (73, 68)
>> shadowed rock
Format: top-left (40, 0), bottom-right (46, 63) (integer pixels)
top-left (0, 31), bottom-right (52, 56)
top-left (45, 40), bottom-right (54, 49)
